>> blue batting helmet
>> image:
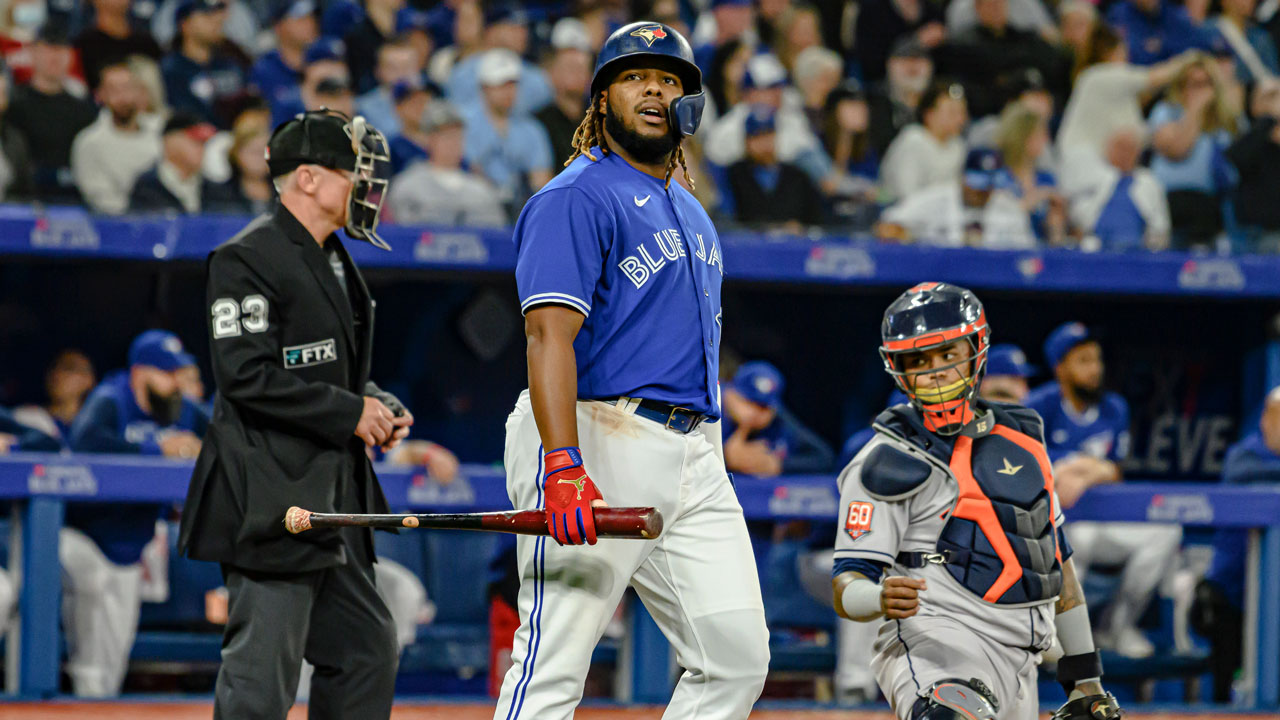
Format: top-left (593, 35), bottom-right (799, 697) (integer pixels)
top-left (591, 21), bottom-right (705, 136)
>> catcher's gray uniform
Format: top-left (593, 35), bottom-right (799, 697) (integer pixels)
top-left (835, 403), bottom-right (1071, 720)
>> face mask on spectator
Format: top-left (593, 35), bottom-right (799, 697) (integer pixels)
top-left (13, 1), bottom-right (47, 29)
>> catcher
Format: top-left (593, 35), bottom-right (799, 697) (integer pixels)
top-left (831, 282), bottom-right (1122, 720)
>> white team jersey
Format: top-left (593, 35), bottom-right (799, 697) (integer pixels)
top-left (835, 430), bottom-right (1065, 652)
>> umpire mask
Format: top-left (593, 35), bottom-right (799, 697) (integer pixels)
top-left (267, 109), bottom-right (393, 250)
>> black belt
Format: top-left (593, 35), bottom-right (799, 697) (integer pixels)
top-left (598, 396), bottom-right (707, 434)
top-left (896, 549), bottom-right (971, 568)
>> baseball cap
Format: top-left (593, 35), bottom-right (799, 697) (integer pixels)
top-left (484, 2), bottom-right (525, 26)
top-left (396, 7), bottom-right (431, 35)
top-left (733, 361), bottom-right (785, 409)
top-left (321, 0), bottom-right (364, 38)
top-left (176, 0), bottom-right (227, 23)
top-left (986, 344), bottom-right (1037, 378)
top-left (270, 0), bottom-right (315, 24)
top-left (744, 105), bottom-right (776, 136)
top-left (890, 36), bottom-right (929, 59)
top-left (1043, 322), bottom-right (1094, 368)
top-left (963, 148), bottom-right (1002, 191)
top-left (422, 100), bottom-right (464, 132)
top-left (551, 17), bottom-right (592, 52)
top-left (305, 37), bottom-right (346, 65)
top-left (129, 330), bottom-right (196, 372)
top-left (743, 53), bottom-right (788, 90)
top-left (478, 48), bottom-right (522, 87)
top-left (163, 112), bottom-right (218, 142)
top-left (34, 21), bottom-right (73, 46)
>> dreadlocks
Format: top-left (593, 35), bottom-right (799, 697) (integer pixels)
top-left (565, 94), bottom-right (694, 191)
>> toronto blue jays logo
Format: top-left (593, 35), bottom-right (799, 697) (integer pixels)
top-left (630, 25), bottom-right (668, 47)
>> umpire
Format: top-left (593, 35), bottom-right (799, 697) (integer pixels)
top-left (178, 109), bottom-right (411, 719)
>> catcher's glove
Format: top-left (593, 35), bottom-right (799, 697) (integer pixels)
top-left (1052, 692), bottom-right (1124, 720)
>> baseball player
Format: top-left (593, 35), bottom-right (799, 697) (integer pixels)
top-left (831, 283), bottom-right (1122, 720)
top-left (496, 21), bottom-right (770, 720)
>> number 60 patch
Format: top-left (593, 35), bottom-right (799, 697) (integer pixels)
top-left (845, 502), bottom-right (874, 541)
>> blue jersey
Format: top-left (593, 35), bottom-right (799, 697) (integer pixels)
top-left (161, 51), bottom-right (247, 128)
top-left (513, 150), bottom-right (725, 418)
top-left (722, 406), bottom-right (835, 473)
top-left (249, 50), bottom-right (304, 129)
top-left (1024, 381), bottom-right (1130, 463)
top-left (1105, 1), bottom-right (1212, 65)
top-left (1206, 433), bottom-right (1280, 609)
top-left (67, 371), bottom-right (209, 564)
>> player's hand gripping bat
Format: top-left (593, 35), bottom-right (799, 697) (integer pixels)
top-left (284, 506), bottom-right (663, 539)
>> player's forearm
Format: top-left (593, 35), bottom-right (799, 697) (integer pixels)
top-left (526, 311), bottom-right (582, 451)
top-left (832, 571), bottom-right (881, 622)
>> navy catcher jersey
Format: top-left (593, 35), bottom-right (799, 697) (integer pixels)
top-left (1025, 381), bottom-right (1131, 463)
top-left (513, 149), bottom-right (725, 418)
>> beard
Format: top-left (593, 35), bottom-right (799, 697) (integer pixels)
top-left (147, 387), bottom-right (184, 426)
top-left (1069, 381), bottom-right (1104, 405)
top-left (110, 106), bottom-right (138, 126)
top-left (604, 95), bottom-right (678, 164)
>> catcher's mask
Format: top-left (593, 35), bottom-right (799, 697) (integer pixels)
top-left (267, 108), bottom-right (392, 250)
top-left (879, 282), bottom-right (990, 435)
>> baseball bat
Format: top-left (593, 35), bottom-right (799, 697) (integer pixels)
top-left (283, 505), bottom-right (663, 540)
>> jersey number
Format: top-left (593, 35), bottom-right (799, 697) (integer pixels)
top-left (845, 502), bottom-right (874, 541)
top-left (212, 295), bottom-right (269, 338)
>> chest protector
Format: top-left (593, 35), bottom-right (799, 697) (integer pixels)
top-left (936, 421), bottom-right (1063, 605)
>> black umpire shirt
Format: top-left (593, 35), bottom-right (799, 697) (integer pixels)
top-left (179, 203), bottom-right (402, 574)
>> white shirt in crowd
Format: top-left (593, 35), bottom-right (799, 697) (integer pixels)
top-left (882, 182), bottom-right (1038, 249)
top-left (1068, 164), bottom-right (1170, 245)
top-left (385, 162), bottom-right (508, 228)
top-left (879, 124), bottom-right (967, 202)
top-left (158, 160), bottom-right (203, 214)
top-left (946, 0), bottom-right (1056, 35)
top-left (1056, 63), bottom-right (1149, 183)
top-left (703, 90), bottom-right (822, 170)
top-left (71, 111), bottom-right (163, 215)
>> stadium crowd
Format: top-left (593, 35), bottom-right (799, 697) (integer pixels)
top-left (0, 0), bottom-right (1278, 250)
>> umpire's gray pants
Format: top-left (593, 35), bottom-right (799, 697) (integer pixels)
top-left (214, 559), bottom-right (398, 720)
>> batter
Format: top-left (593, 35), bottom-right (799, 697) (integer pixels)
top-left (493, 21), bottom-right (770, 720)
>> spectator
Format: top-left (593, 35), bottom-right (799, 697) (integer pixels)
top-left (161, 0), bottom-right (249, 129)
top-left (793, 45), bottom-right (844, 135)
top-left (868, 37), bottom-right (933, 157)
top-left (933, 0), bottom-right (1071, 118)
top-left (65, 330), bottom-right (209, 696)
top-left (1056, 26), bottom-right (1202, 194)
top-left (72, 60), bottom-right (162, 215)
top-left (1106, 0), bottom-right (1214, 65)
top-left (1215, 0), bottom-right (1280, 83)
top-left (694, 0), bottom-right (756, 74)
top-left (947, 0), bottom-right (1057, 37)
top-left (297, 37), bottom-right (350, 116)
top-left (74, 0), bottom-right (163, 91)
top-left (129, 112), bottom-right (232, 213)
top-left (425, 0), bottom-right (483, 88)
top-left (1, 1), bottom-right (87, 88)
top-left (879, 81), bottom-right (967, 202)
top-left (1149, 56), bottom-right (1240, 248)
top-left (705, 53), bottom-right (825, 180)
top-left (308, 74), bottom-right (355, 116)
top-left (0, 405), bottom-right (61, 451)
top-left (979, 343), bottom-right (1036, 403)
top-left (721, 361), bottom-right (834, 477)
top-left (249, 0), bottom-right (319, 128)
top-left (386, 77), bottom-right (431, 174)
top-left (754, 0), bottom-right (790, 48)
top-left (219, 106), bottom-right (274, 214)
top-left (1192, 385), bottom-right (1280, 701)
top-left (1070, 124), bottom-right (1172, 251)
top-left (535, 33), bottom-right (592, 173)
top-left (463, 49), bottom-right (552, 212)
top-left (1226, 83), bottom-right (1280, 251)
top-left (395, 7), bottom-right (435, 73)
top-left (967, 66), bottom-right (1055, 151)
top-left (819, 81), bottom-right (879, 224)
top-left (878, 147), bottom-right (1036, 247)
top-left (13, 349), bottom-right (96, 444)
top-left (994, 101), bottom-right (1066, 243)
top-left (151, 0), bottom-right (259, 55)
top-left (774, 4), bottom-right (824, 73)
top-left (356, 35), bottom-right (420, 136)
top-left (705, 38), bottom-right (753, 118)
top-left (727, 106), bottom-right (824, 229)
top-left (1025, 322), bottom-right (1181, 659)
top-left (8, 23), bottom-right (97, 202)
top-left (0, 66), bottom-right (33, 200)
top-left (445, 3), bottom-right (551, 118)
top-left (1059, 0), bottom-right (1098, 77)
top-left (850, 0), bottom-right (944, 85)
top-left (343, 0), bottom-right (404, 94)
top-left (388, 101), bottom-right (505, 226)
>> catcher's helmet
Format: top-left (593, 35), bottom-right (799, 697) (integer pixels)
top-left (879, 282), bottom-right (990, 435)
top-left (590, 21), bottom-right (705, 136)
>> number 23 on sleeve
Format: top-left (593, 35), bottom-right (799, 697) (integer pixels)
top-left (212, 295), bottom-right (269, 338)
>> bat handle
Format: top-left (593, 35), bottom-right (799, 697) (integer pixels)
top-left (284, 506), bottom-right (312, 534)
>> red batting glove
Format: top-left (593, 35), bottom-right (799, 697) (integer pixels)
top-left (543, 447), bottom-right (603, 545)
